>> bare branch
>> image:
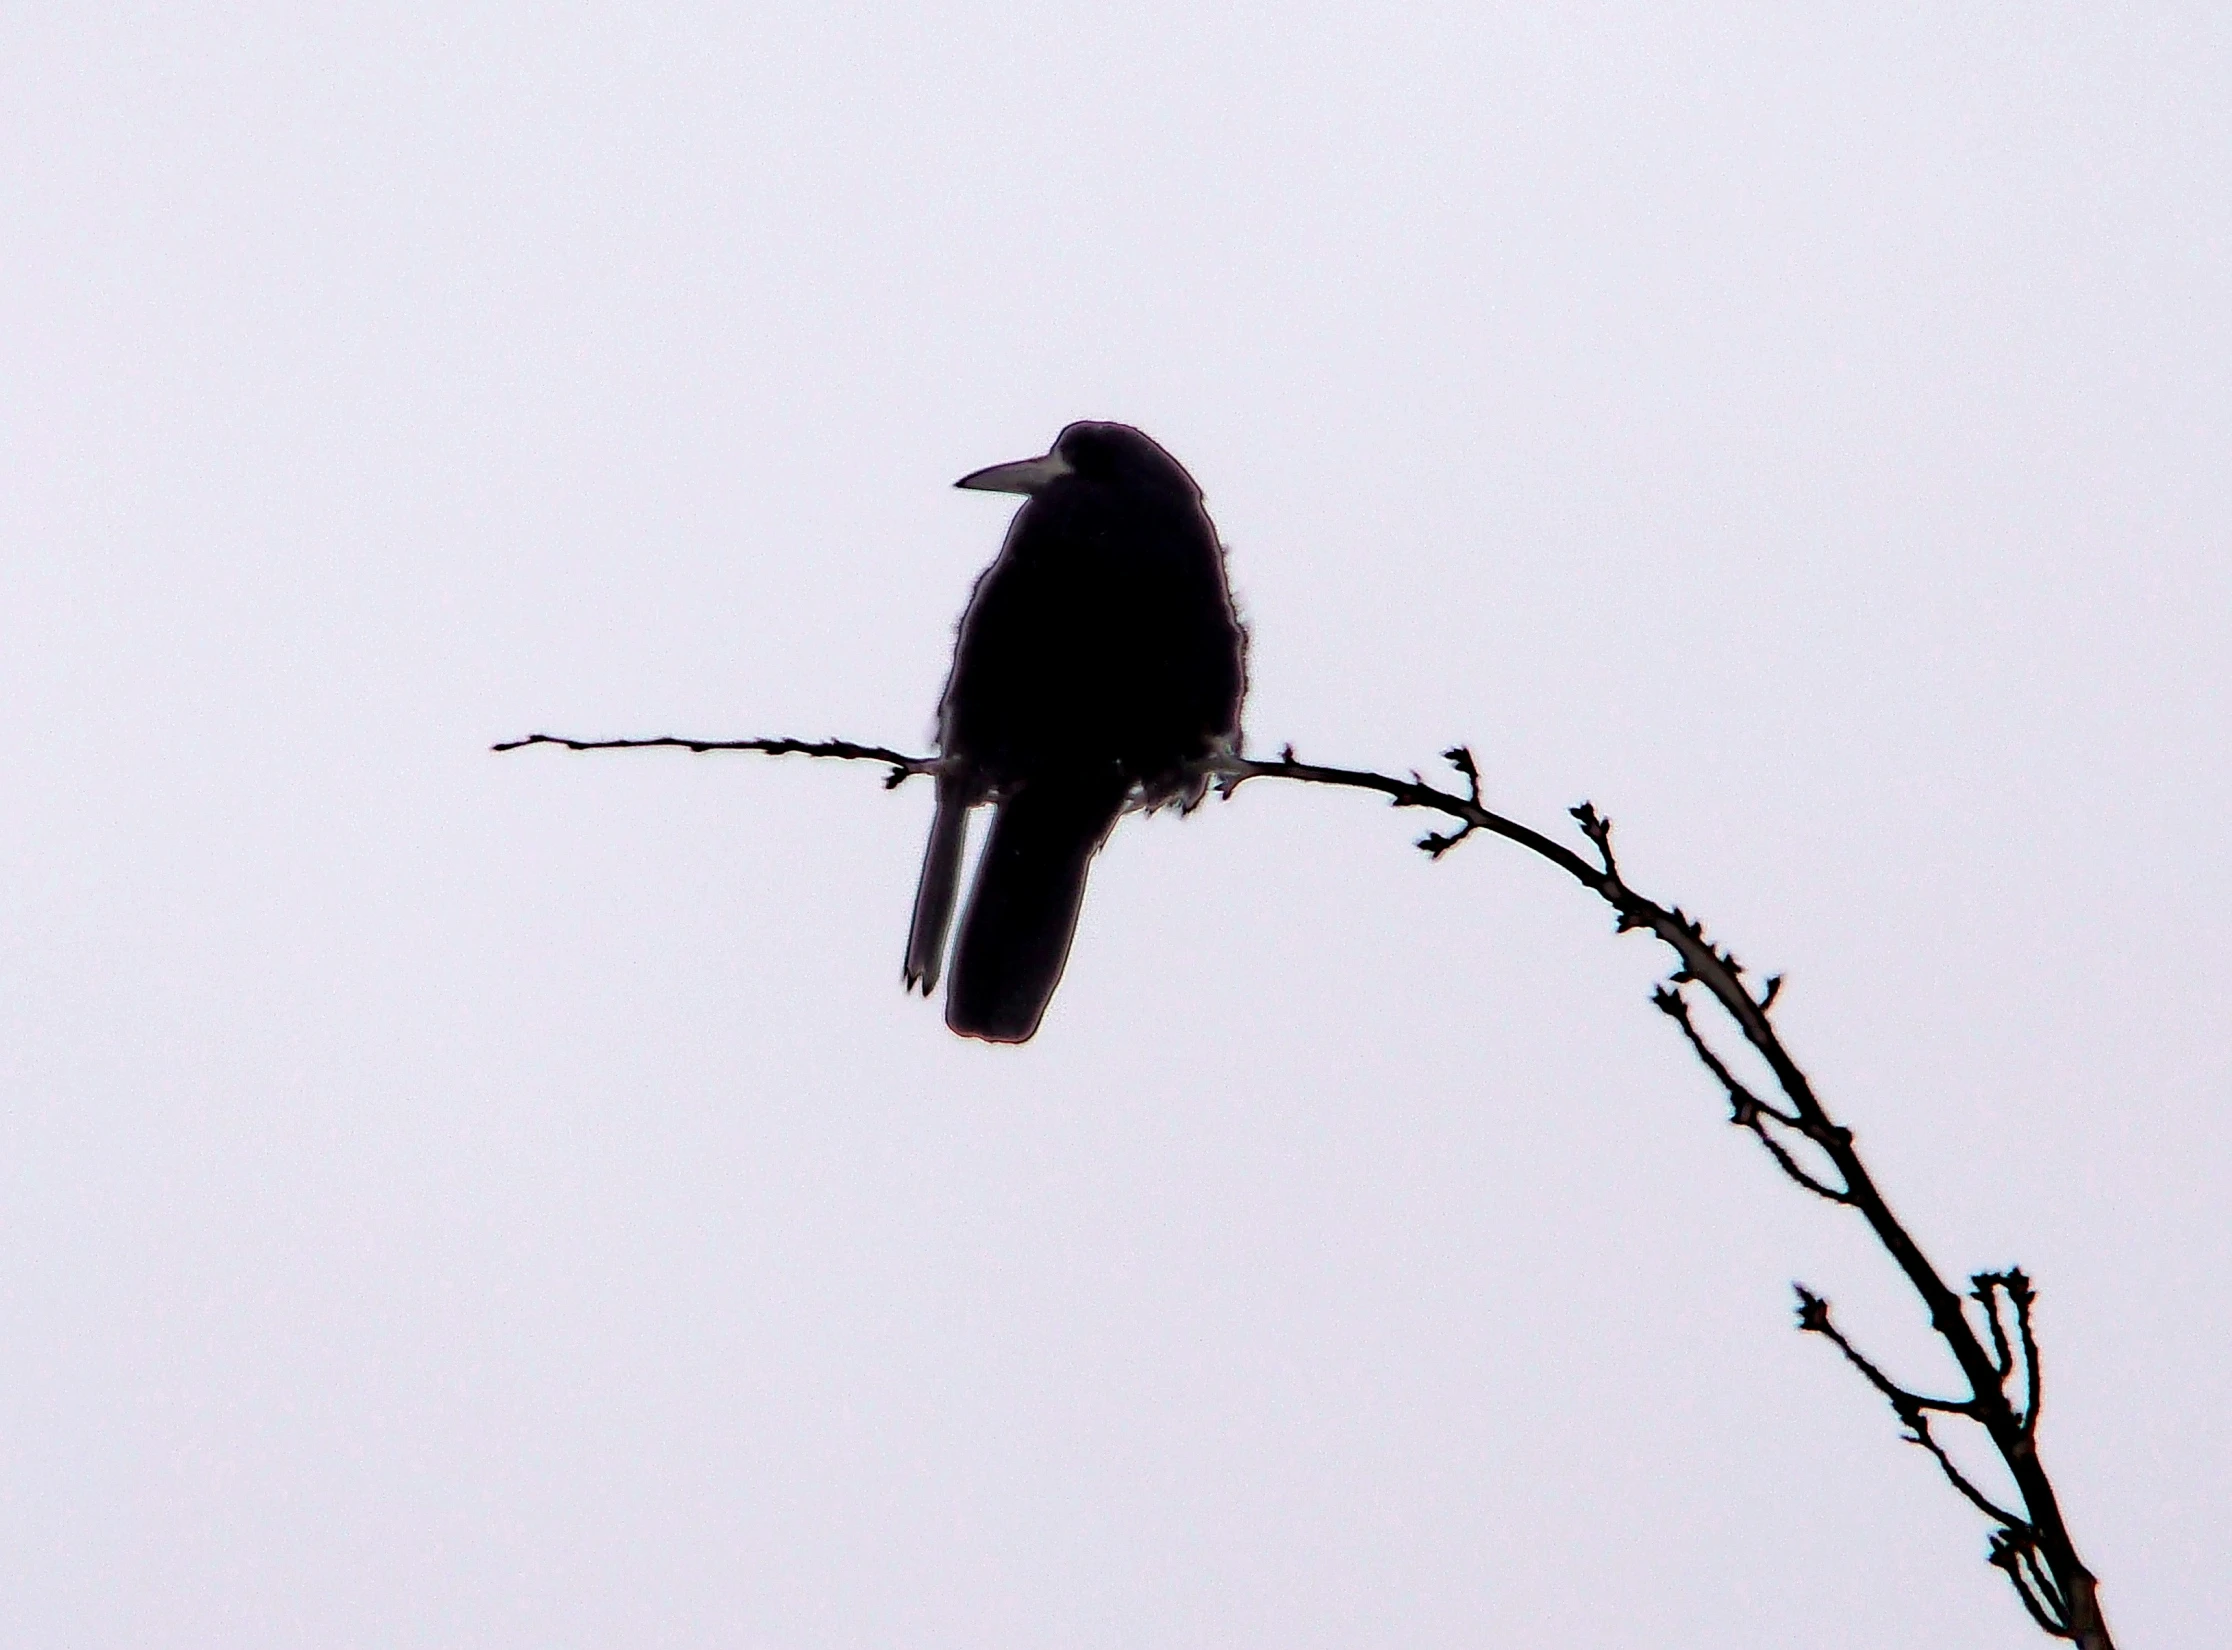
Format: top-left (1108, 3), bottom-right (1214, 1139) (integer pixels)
top-left (1416, 746), bottom-right (1486, 859)
top-left (495, 726), bottom-right (2117, 1648)
top-left (1569, 800), bottom-right (1620, 878)
top-left (1793, 1289), bottom-right (1984, 1425)
top-left (2013, 1275), bottom-right (2045, 1442)
top-left (1795, 1289), bottom-right (2024, 1529)
top-left (1977, 1269), bottom-right (2044, 1440)
top-left (1976, 1272), bottom-right (2019, 1384)
top-left (491, 731), bottom-right (936, 789)
top-left (1992, 1530), bottom-right (2076, 1638)
top-left (1653, 987), bottom-right (1851, 1204)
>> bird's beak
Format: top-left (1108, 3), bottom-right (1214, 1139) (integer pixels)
top-left (954, 449), bottom-right (1072, 495)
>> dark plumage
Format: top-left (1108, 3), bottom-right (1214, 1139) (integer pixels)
top-left (904, 422), bottom-right (1247, 1042)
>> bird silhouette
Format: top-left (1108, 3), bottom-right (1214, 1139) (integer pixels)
top-left (904, 422), bottom-right (1247, 1042)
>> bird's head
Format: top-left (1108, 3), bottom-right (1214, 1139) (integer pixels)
top-left (954, 421), bottom-right (1201, 502)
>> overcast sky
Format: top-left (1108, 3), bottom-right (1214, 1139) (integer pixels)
top-left (4, 6), bottom-right (2226, 1646)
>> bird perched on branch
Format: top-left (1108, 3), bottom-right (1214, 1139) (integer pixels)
top-left (904, 421), bottom-right (1247, 1042)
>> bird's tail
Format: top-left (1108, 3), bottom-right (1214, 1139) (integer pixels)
top-left (904, 771), bottom-right (971, 995)
top-left (947, 768), bottom-right (1130, 1043)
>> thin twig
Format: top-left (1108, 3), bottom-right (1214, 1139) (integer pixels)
top-left (1993, 1530), bottom-right (2076, 1638)
top-left (1977, 1273), bottom-right (2019, 1384)
top-left (491, 731), bottom-right (936, 788)
top-left (1413, 746), bottom-right (1486, 858)
top-left (1990, 1269), bottom-right (2044, 1441)
top-left (1796, 1288), bottom-right (2024, 1529)
top-left (1652, 986), bottom-right (1851, 1204)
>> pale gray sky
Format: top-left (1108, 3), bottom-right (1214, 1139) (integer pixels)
top-left (3, 6), bottom-right (2226, 1646)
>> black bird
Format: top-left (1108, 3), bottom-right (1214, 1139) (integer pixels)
top-left (904, 422), bottom-right (1247, 1042)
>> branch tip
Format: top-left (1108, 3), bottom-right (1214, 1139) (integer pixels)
top-left (1794, 1286), bottom-right (1832, 1334)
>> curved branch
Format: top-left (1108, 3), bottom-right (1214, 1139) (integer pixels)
top-left (494, 729), bottom-right (2115, 1649)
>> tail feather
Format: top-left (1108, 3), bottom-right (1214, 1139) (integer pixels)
top-left (946, 770), bottom-right (1129, 1043)
top-left (904, 773), bottom-right (971, 995)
